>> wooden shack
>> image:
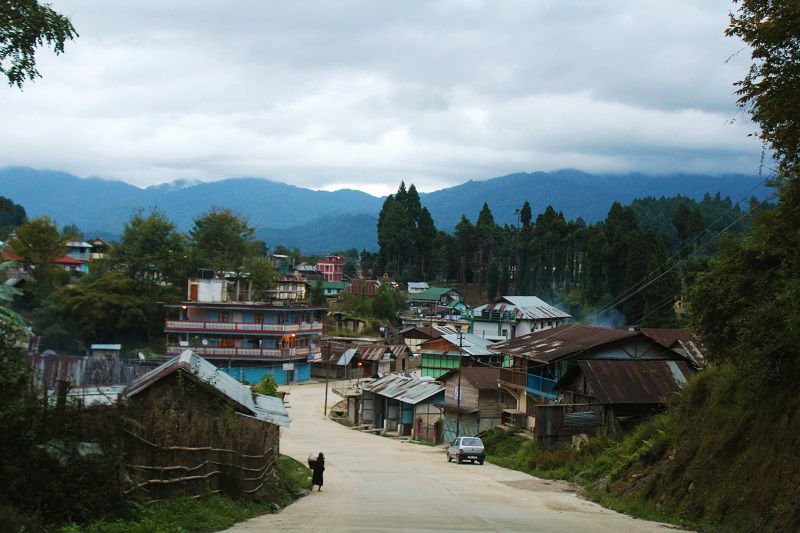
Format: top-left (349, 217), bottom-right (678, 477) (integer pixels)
top-left (435, 367), bottom-right (515, 441)
top-left (122, 350), bottom-right (290, 501)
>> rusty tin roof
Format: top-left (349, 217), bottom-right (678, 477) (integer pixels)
top-left (568, 359), bottom-right (693, 404)
top-left (490, 324), bottom-right (637, 362)
top-left (360, 373), bottom-right (444, 404)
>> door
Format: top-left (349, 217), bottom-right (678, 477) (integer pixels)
top-left (361, 393), bottom-right (375, 427)
top-left (189, 284), bottom-right (198, 301)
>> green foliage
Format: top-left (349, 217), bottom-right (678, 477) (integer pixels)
top-left (242, 255), bottom-right (274, 298)
top-left (0, 0), bottom-right (78, 88)
top-left (253, 373), bottom-right (279, 397)
top-left (309, 280), bottom-right (326, 307)
top-left (190, 207), bottom-right (259, 277)
top-left (59, 456), bottom-right (311, 533)
top-left (8, 215), bottom-right (65, 274)
top-left (109, 209), bottom-right (189, 287)
top-left (0, 196), bottom-right (25, 240)
top-left (727, 0), bottom-right (800, 180)
top-left (55, 272), bottom-right (163, 348)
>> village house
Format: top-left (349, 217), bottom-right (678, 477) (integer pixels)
top-left (327, 310), bottom-right (368, 335)
top-left (321, 280), bottom-right (349, 297)
top-left (417, 332), bottom-right (505, 378)
top-left (434, 367), bottom-right (515, 442)
top-left (312, 341), bottom-right (412, 379)
top-left (357, 373), bottom-right (445, 440)
top-left (317, 255), bottom-right (344, 282)
top-left (163, 273), bottom-right (324, 384)
top-left (88, 237), bottom-right (110, 260)
top-left (65, 239), bottom-right (93, 261)
top-left (294, 262), bottom-right (322, 282)
top-left (408, 286), bottom-right (466, 317)
top-left (271, 274), bottom-right (308, 301)
top-left (406, 281), bottom-right (429, 294)
top-left (640, 327), bottom-right (707, 368)
top-left (2, 248), bottom-right (88, 276)
top-left (398, 324), bottom-right (457, 354)
top-left (122, 350), bottom-right (290, 500)
top-left (471, 295), bottom-right (572, 342)
top-left (341, 278), bottom-right (380, 298)
top-left (491, 324), bottom-right (695, 441)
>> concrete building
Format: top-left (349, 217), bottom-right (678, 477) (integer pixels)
top-left (163, 275), bottom-right (324, 384)
top-left (317, 255), bottom-right (344, 282)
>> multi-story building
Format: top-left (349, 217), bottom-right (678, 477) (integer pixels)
top-left (317, 255), bottom-right (343, 282)
top-left (470, 295), bottom-right (571, 342)
top-left (164, 275), bottom-right (324, 384)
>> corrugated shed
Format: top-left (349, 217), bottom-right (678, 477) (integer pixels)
top-left (474, 295), bottom-right (571, 321)
top-left (490, 324), bottom-right (636, 363)
top-left (361, 373), bottom-right (444, 404)
top-left (572, 360), bottom-right (693, 404)
top-left (440, 367), bottom-right (502, 390)
top-left (640, 328), bottom-right (707, 368)
top-left (253, 394), bottom-right (291, 427)
top-left (438, 333), bottom-right (497, 356)
top-left (337, 348), bottom-right (357, 366)
top-left (342, 279), bottom-right (380, 297)
top-left (408, 287), bottom-right (460, 302)
top-left (125, 350), bottom-right (290, 427)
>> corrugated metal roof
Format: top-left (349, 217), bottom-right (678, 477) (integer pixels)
top-left (474, 296), bottom-right (571, 321)
top-left (407, 282), bottom-right (429, 290)
top-left (490, 325), bottom-right (637, 363)
top-left (337, 348), bottom-right (357, 366)
top-left (361, 373), bottom-right (444, 404)
top-left (640, 328), bottom-right (707, 368)
top-left (569, 360), bottom-right (693, 404)
top-left (440, 367), bottom-right (501, 390)
top-left (409, 287), bottom-right (460, 302)
top-left (91, 344), bottom-right (121, 350)
top-left (253, 394), bottom-right (291, 427)
top-left (438, 333), bottom-right (497, 356)
top-left (125, 350), bottom-right (290, 427)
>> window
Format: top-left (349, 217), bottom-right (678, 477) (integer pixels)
top-left (218, 312), bottom-right (229, 322)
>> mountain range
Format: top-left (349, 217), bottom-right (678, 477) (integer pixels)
top-left (0, 166), bottom-right (770, 253)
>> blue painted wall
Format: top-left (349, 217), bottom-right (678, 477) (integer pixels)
top-left (221, 362), bottom-right (311, 385)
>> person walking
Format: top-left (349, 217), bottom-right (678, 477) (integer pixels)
top-left (310, 452), bottom-right (325, 491)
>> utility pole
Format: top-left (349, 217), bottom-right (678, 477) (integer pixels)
top-left (324, 338), bottom-right (330, 417)
top-left (456, 329), bottom-right (463, 438)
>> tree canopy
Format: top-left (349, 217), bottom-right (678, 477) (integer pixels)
top-left (0, 0), bottom-right (78, 88)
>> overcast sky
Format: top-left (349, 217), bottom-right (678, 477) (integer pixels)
top-left (2, 1), bottom-right (760, 196)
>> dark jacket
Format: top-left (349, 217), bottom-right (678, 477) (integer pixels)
top-left (311, 457), bottom-right (325, 486)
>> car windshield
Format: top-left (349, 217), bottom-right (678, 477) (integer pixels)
top-left (461, 437), bottom-right (482, 446)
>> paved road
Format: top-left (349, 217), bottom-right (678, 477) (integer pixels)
top-left (225, 382), bottom-right (679, 533)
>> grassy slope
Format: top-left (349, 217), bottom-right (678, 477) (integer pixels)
top-left (59, 455), bottom-right (311, 533)
top-left (482, 366), bottom-right (800, 532)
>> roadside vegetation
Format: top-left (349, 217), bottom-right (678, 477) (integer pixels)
top-left (483, 365), bottom-right (800, 532)
top-left (58, 456), bottom-right (311, 533)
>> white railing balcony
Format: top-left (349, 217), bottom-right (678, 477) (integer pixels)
top-left (166, 345), bottom-right (318, 360)
top-left (165, 320), bottom-right (323, 335)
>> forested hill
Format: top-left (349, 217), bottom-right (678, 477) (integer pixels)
top-left (0, 166), bottom-right (769, 252)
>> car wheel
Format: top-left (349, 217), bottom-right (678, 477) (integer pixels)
top-left (478, 458), bottom-right (484, 465)
top-left (447, 454), bottom-right (452, 462)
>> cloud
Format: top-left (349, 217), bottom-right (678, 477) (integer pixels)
top-left (0, 0), bottom-right (761, 194)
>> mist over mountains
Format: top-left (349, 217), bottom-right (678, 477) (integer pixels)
top-left (0, 167), bottom-right (769, 253)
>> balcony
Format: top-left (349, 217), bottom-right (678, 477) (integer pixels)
top-left (165, 320), bottom-right (323, 335)
top-left (527, 374), bottom-right (557, 396)
top-left (499, 367), bottom-right (526, 390)
top-left (165, 345), bottom-right (318, 360)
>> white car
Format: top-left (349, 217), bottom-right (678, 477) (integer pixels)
top-left (447, 436), bottom-right (485, 464)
